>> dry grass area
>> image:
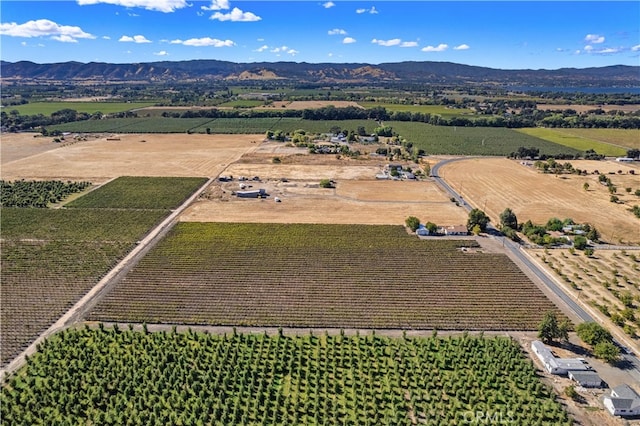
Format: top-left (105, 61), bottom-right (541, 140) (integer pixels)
top-left (529, 248), bottom-right (640, 353)
top-left (439, 157), bottom-right (640, 244)
top-left (1, 133), bottom-right (262, 181)
top-left (537, 104), bottom-right (640, 113)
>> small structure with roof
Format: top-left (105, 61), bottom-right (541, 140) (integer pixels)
top-left (531, 340), bottom-right (593, 375)
top-left (604, 384), bottom-right (640, 417)
top-left (568, 370), bottom-right (603, 388)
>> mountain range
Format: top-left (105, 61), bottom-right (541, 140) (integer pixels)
top-left (1, 60), bottom-right (638, 87)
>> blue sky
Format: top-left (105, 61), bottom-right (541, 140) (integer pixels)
top-left (1, 1), bottom-right (639, 69)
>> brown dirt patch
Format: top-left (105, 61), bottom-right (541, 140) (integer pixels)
top-left (1, 132), bottom-right (70, 164)
top-left (1, 133), bottom-right (262, 181)
top-left (439, 157), bottom-right (640, 244)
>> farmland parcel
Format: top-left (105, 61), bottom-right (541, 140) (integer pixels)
top-left (0, 327), bottom-right (572, 425)
top-left (88, 223), bottom-right (566, 330)
top-left (0, 177), bottom-right (207, 366)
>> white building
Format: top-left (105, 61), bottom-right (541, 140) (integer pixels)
top-left (604, 384), bottom-right (640, 417)
top-left (531, 340), bottom-right (593, 375)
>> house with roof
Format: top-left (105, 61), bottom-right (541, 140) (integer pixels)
top-left (531, 340), bottom-right (593, 376)
top-left (568, 371), bottom-right (603, 388)
top-left (604, 384), bottom-right (640, 417)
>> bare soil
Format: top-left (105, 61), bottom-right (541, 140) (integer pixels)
top-left (439, 157), bottom-right (640, 245)
top-left (1, 133), bottom-right (261, 181)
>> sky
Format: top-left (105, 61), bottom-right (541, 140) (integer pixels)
top-left (0, 1), bottom-right (639, 70)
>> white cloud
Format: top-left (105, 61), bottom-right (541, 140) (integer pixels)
top-left (597, 47), bottom-right (619, 54)
top-left (453, 44), bottom-right (470, 50)
top-left (77, 0), bottom-right (189, 13)
top-left (119, 34), bottom-right (151, 43)
top-left (371, 38), bottom-right (401, 47)
top-left (210, 7), bottom-right (261, 22)
top-left (343, 37), bottom-right (356, 44)
top-left (421, 43), bottom-right (448, 52)
top-left (400, 41), bottom-right (418, 48)
top-left (254, 44), bottom-right (268, 52)
top-left (322, 2), bottom-right (335, 8)
top-left (269, 45), bottom-right (298, 55)
top-left (154, 50), bottom-right (169, 56)
top-left (328, 28), bottom-right (347, 36)
top-left (584, 34), bottom-right (605, 44)
top-left (102, 35), bottom-right (111, 40)
top-left (356, 6), bottom-right (378, 14)
top-left (631, 44), bottom-right (640, 51)
top-left (170, 37), bottom-right (235, 47)
top-left (0, 19), bottom-right (95, 42)
top-left (584, 45), bottom-right (594, 52)
top-left (202, 0), bottom-right (229, 11)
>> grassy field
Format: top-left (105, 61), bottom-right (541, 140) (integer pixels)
top-left (0, 326), bottom-right (571, 425)
top-left (66, 176), bottom-right (208, 209)
top-left (8, 102), bottom-right (155, 115)
top-left (516, 128), bottom-right (628, 157)
top-left (547, 128), bottom-right (640, 150)
top-left (358, 102), bottom-right (476, 117)
top-left (0, 177), bottom-right (207, 367)
top-left (88, 222), bottom-right (567, 331)
top-left (388, 122), bottom-right (582, 156)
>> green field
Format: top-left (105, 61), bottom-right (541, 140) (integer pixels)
top-left (387, 122), bottom-right (582, 156)
top-left (358, 102), bottom-right (476, 117)
top-left (89, 222), bottom-right (566, 331)
top-left (8, 101), bottom-right (154, 115)
top-left (549, 128), bottom-right (640, 150)
top-left (0, 177), bottom-right (207, 367)
top-left (66, 176), bottom-right (208, 209)
top-left (516, 128), bottom-right (628, 157)
top-left (0, 327), bottom-right (571, 425)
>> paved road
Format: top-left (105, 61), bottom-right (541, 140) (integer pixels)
top-left (431, 156), bottom-right (640, 380)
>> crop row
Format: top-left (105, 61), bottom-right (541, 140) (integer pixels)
top-left (89, 223), bottom-right (567, 330)
top-left (0, 179), bottom-right (91, 208)
top-left (0, 177), bottom-right (208, 367)
top-left (0, 326), bottom-right (571, 425)
top-left (65, 176), bottom-right (208, 210)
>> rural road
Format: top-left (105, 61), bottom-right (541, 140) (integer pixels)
top-left (0, 177), bottom-right (215, 382)
top-left (431, 156), bottom-right (640, 381)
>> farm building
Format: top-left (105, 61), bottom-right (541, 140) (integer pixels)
top-left (236, 189), bottom-right (267, 198)
top-left (568, 371), bottom-right (603, 388)
top-left (603, 384), bottom-right (640, 417)
top-left (615, 157), bottom-right (635, 162)
top-left (531, 341), bottom-right (593, 375)
top-left (416, 225), bottom-right (430, 237)
top-left (443, 225), bottom-right (468, 236)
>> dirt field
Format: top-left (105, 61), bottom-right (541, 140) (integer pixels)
top-left (439, 157), bottom-right (640, 245)
top-left (1, 133), bottom-right (261, 181)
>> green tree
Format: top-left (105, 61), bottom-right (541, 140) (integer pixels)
top-left (467, 208), bottom-right (489, 232)
top-left (319, 179), bottom-right (333, 188)
top-left (583, 182), bottom-right (589, 191)
top-left (425, 222), bottom-right (438, 234)
top-left (593, 341), bottom-right (620, 364)
top-left (499, 208), bottom-right (518, 230)
top-left (537, 311), bottom-right (568, 344)
top-left (405, 216), bottom-right (420, 232)
top-left (573, 235), bottom-right (588, 250)
top-left (575, 322), bottom-right (612, 346)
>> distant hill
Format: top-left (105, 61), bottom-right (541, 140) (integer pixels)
top-left (1, 59), bottom-right (638, 88)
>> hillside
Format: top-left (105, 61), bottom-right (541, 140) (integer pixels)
top-left (1, 60), bottom-right (637, 87)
